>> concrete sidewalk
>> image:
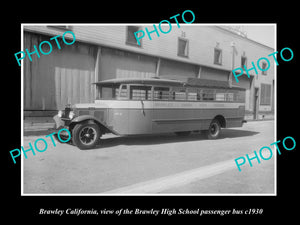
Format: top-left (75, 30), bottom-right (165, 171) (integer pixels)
top-left (24, 117), bottom-right (54, 136)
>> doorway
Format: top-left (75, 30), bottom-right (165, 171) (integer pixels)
top-left (253, 87), bottom-right (259, 120)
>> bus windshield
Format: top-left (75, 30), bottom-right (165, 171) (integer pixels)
top-left (96, 84), bottom-right (121, 100)
top-left (96, 83), bottom-right (130, 100)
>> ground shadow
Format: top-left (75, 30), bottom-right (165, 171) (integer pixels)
top-left (89, 128), bottom-right (260, 150)
top-left (24, 130), bottom-right (53, 136)
top-left (24, 128), bottom-right (259, 150)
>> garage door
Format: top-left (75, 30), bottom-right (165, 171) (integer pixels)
top-left (24, 32), bottom-right (96, 111)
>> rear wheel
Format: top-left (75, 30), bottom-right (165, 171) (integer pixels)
top-left (207, 119), bottom-right (221, 139)
top-left (72, 122), bottom-right (101, 150)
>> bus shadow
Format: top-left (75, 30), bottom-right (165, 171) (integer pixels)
top-left (94, 128), bottom-right (260, 149)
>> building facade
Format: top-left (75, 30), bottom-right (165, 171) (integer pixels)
top-left (23, 24), bottom-right (275, 120)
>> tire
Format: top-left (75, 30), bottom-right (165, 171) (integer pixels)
top-left (207, 119), bottom-right (221, 139)
top-left (52, 125), bottom-right (71, 144)
top-left (72, 122), bottom-right (101, 150)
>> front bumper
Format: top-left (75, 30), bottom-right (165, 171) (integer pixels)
top-left (52, 115), bottom-right (71, 131)
top-left (50, 115), bottom-right (72, 141)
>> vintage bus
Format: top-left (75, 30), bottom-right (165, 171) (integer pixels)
top-left (53, 77), bottom-right (246, 149)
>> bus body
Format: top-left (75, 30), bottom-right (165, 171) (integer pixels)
top-left (53, 77), bottom-right (246, 149)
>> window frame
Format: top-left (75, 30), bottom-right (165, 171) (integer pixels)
top-left (117, 84), bottom-right (129, 99)
top-left (126, 26), bottom-right (142, 47)
top-left (98, 84), bottom-right (121, 100)
top-left (261, 62), bottom-right (268, 75)
top-left (214, 48), bottom-right (222, 65)
top-left (201, 88), bottom-right (216, 101)
top-left (186, 87), bottom-right (199, 101)
top-left (241, 56), bottom-right (247, 67)
top-left (171, 86), bottom-right (187, 101)
top-left (177, 37), bottom-right (189, 58)
top-left (260, 83), bottom-right (272, 105)
top-left (153, 86), bottom-right (171, 101)
top-left (129, 84), bottom-right (152, 100)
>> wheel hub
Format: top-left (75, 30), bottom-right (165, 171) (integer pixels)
top-left (79, 127), bottom-right (97, 145)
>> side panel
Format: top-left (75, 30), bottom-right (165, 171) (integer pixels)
top-left (73, 100), bottom-right (245, 135)
top-left (128, 101), bottom-right (153, 135)
top-left (225, 105), bottom-right (245, 128)
top-left (152, 102), bottom-right (245, 133)
top-left (108, 101), bottom-right (153, 135)
top-left (152, 108), bottom-right (211, 133)
top-left (108, 108), bottom-right (129, 135)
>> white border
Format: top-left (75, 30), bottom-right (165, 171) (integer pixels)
top-left (21, 23), bottom-right (277, 196)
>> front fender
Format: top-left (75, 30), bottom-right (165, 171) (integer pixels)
top-left (70, 115), bottom-right (118, 135)
top-left (71, 115), bottom-right (99, 123)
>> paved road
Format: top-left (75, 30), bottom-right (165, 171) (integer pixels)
top-left (22, 120), bottom-right (275, 195)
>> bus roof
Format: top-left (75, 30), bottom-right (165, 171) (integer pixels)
top-left (94, 77), bottom-right (183, 86)
top-left (94, 77), bottom-right (245, 90)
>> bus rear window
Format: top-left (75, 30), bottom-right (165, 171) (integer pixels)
top-left (235, 90), bottom-right (246, 102)
top-left (226, 93), bottom-right (234, 101)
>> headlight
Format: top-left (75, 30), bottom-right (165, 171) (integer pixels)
top-left (69, 111), bottom-right (75, 119)
top-left (57, 110), bottom-right (63, 118)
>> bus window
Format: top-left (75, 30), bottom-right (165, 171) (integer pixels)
top-left (99, 85), bottom-right (120, 100)
top-left (130, 85), bottom-right (152, 100)
top-left (187, 88), bottom-right (198, 101)
top-left (216, 92), bottom-right (225, 101)
top-left (154, 87), bottom-right (170, 100)
top-left (201, 89), bottom-right (215, 101)
top-left (171, 87), bottom-right (186, 101)
top-left (235, 90), bottom-right (246, 102)
top-left (117, 84), bottom-right (128, 99)
top-left (226, 93), bottom-right (234, 101)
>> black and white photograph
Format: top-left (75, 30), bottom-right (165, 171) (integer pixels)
top-left (20, 24), bottom-right (276, 195)
top-left (4, 6), bottom-right (299, 220)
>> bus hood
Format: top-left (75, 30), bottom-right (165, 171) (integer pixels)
top-left (73, 100), bottom-right (109, 109)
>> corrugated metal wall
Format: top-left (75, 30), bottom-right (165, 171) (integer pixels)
top-left (24, 25), bottom-right (274, 74)
top-left (99, 47), bottom-right (157, 80)
top-left (159, 58), bottom-right (197, 81)
top-left (200, 67), bottom-right (229, 81)
top-left (23, 30), bottom-right (255, 115)
top-left (24, 32), bottom-right (96, 111)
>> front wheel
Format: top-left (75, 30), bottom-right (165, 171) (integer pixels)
top-left (72, 122), bottom-right (101, 150)
top-left (206, 119), bottom-right (221, 139)
top-left (52, 125), bottom-right (71, 144)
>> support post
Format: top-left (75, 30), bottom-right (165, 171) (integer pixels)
top-left (197, 66), bottom-right (202, 79)
top-left (94, 47), bottom-right (101, 99)
top-left (155, 57), bottom-right (161, 77)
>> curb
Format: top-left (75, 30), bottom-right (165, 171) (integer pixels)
top-left (24, 122), bottom-right (54, 136)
